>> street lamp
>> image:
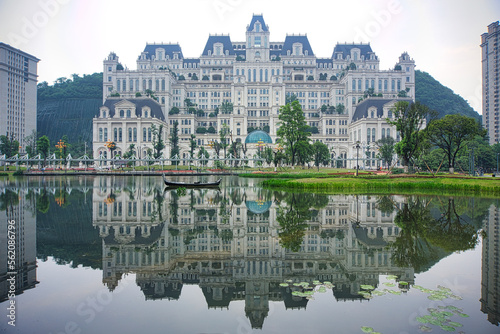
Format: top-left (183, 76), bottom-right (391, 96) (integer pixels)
top-left (354, 141), bottom-right (361, 176)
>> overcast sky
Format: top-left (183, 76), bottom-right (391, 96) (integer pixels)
top-left (0, 0), bottom-right (498, 113)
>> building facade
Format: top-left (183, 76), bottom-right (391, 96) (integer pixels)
top-left (0, 43), bottom-right (39, 151)
top-left (482, 21), bottom-right (500, 145)
top-left (97, 15), bottom-right (416, 165)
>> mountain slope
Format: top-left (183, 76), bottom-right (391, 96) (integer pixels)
top-left (415, 70), bottom-right (480, 121)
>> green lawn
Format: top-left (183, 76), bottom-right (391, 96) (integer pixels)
top-left (260, 174), bottom-right (500, 197)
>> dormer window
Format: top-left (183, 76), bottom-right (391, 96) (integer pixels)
top-left (293, 43), bottom-right (303, 56)
top-left (119, 110), bottom-right (124, 118)
top-left (255, 22), bottom-right (261, 32)
top-left (214, 43), bottom-right (223, 56)
top-left (144, 111), bottom-right (148, 118)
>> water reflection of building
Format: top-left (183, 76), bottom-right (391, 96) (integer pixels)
top-left (0, 186), bottom-right (38, 302)
top-left (481, 202), bottom-right (500, 326)
top-left (92, 180), bottom-right (413, 328)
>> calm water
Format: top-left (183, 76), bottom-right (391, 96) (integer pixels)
top-left (0, 175), bottom-right (499, 334)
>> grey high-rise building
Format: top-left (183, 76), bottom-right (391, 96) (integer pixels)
top-left (481, 21), bottom-right (500, 145)
top-left (0, 43), bottom-right (39, 151)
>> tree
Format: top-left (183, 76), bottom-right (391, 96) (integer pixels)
top-left (24, 130), bottom-right (38, 157)
top-left (295, 140), bottom-right (313, 167)
top-left (220, 101), bottom-right (233, 114)
top-left (312, 141), bottom-right (330, 171)
top-left (170, 121), bottom-right (179, 165)
top-left (375, 136), bottom-right (395, 168)
top-left (151, 124), bottom-right (165, 159)
top-left (0, 135), bottom-right (19, 157)
top-left (219, 123), bottom-right (229, 158)
top-left (386, 101), bottom-right (434, 172)
top-left (189, 134), bottom-right (197, 158)
top-left (277, 100), bottom-right (311, 166)
top-left (425, 114), bottom-right (486, 173)
top-left (169, 107), bottom-right (180, 115)
top-left (197, 146), bottom-right (209, 167)
top-left (37, 135), bottom-right (50, 165)
top-left (336, 103), bottom-right (345, 114)
top-left (364, 87), bottom-right (375, 98)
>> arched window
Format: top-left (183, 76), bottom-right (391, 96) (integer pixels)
top-left (387, 128), bottom-right (391, 138)
top-left (128, 128), bottom-right (132, 142)
top-left (99, 128), bottom-right (103, 141)
top-left (120, 110), bottom-right (124, 118)
top-left (114, 128), bottom-right (118, 141)
top-left (126, 109), bottom-right (131, 118)
top-left (118, 128), bottom-right (122, 142)
top-left (133, 128), bottom-right (137, 142)
top-left (367, 128), bottom-right (371, 143)
top-left (148, 128), bottom-right (152, 141)
top-left (372, 128), bottom-right (376, 142)
top-left (143, 128), bottom-right (147, 141)
top-left (371, 111), bottom-right (374, 118)
top-left (382, 128), bottom-right (386, 138)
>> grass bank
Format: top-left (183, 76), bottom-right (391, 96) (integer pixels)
top-left (260, 175), bottom-right (500, 197)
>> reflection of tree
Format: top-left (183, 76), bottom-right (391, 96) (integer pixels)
top-left (278, 193), bottom-right (329, 252)
top-left (389, 195), bottom-right (485, 272)
top-left (277, 206), bottom-right (308, 252)
top-left (169, 190), bottom-right (179, 225)
top-left (390, 197), bottom-right (438, 272)
top-left (0, 190), bottom-right (19, 214)
top-left (36, 189), bottom-right (50, 213)
top-left (151, 188), bottom-right (165, 222)
top-left (376, 195), bottom-right (396, 215)
top-left (424, 198), bottom-right (479, 252)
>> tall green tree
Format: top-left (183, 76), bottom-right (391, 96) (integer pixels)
top-left (219, 123), bottom-right (229, 158)
top-left (312, 141), bottom-right (330, 171)
top-left (170, 121), bottom-right (179, 165)
top-left (296, 141), bottom-right (313, 166)
top-left (425, 114), bottom-right (486, 173)
top-left (37, 135), bottom-right (50, 165)
top-left (197, 146), bottom-right (209, 167)
top-left (151, 124), bottom-right (165, 159)
top-left (375, 136), bottom-right (395, 168)
top-left (189, 134), bottom-right (197, 158)
top-left (387, 101), bottom-right (434, 172)
top-left (277, 100), bottom-right (310, 166)
top-left (0, 135), bottom-right (19, 157)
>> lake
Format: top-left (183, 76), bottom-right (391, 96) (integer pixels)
top-left (0, 175), bottom-right (499, 334)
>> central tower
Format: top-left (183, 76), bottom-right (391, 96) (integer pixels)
top-left (246, 14), bottom-right (270, 62)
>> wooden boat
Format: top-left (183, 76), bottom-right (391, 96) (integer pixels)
top-left (162, 174), bottom-right (221, 188)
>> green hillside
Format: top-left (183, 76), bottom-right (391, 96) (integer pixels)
top-left (37, 73), bottom-right (103, 146)
top-left (415, 70), bottom-right (480, 122)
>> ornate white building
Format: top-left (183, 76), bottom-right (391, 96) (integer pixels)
top-left (95, 14), bottom-right (416, 166)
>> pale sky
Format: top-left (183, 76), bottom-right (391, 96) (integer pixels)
top-left (0, 0), bottom-right (498, 113)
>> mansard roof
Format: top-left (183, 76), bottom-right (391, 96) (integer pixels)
top-left (183, 58), bottom-right (200, 64)
top-left (143, 44), bottom-right (184, 59)
top-left (247, 14), bottom-right (268, 32)
top-left (316, 58), bottom-right (332, 64)
top-left (281, 35), bottom-right (314, 56)
top-left (202, 35), bottom-right (235, 56)
top-left (351, 98), bottom-right (412, 122)
top-left (332, 43), bottom-right (374, 59)
top-left (103, 98), bottom-right (165, 121)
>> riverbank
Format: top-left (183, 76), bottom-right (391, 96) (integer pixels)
top-left (256, 173), bottom-right (500, 197)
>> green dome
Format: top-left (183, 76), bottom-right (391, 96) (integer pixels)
top-left (245, 130), bottom-right (272, 144)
